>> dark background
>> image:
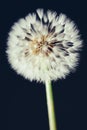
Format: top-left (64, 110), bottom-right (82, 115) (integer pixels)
top-left (0, 0), bottom-right (87, 130)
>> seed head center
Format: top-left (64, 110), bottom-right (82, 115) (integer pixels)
top-left (30, 35), bottom-right (50, 56)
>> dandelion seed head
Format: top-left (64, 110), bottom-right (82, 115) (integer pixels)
top-left (6, 9), bottom-right (82, 83)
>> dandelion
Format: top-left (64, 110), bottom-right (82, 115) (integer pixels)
top-left (6, 9), bottom-right (82, 130)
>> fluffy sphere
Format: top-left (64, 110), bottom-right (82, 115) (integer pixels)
top-left (6, 9), bottom-right (82, 82)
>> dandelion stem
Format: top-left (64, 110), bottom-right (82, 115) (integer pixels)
top-left (45, 80), bottom-right (57, 130)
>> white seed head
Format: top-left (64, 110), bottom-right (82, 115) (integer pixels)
top-left (6, 9), bottom-right (82, 83)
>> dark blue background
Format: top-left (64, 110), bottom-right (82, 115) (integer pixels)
top-left (0, 0), bottom-right (87, 130)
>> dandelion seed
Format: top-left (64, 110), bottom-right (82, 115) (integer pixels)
top-left (6, 9), bottom-right (82, 130)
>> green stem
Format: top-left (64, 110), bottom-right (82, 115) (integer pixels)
top-left (45, 80), bottom-right (57, 130)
